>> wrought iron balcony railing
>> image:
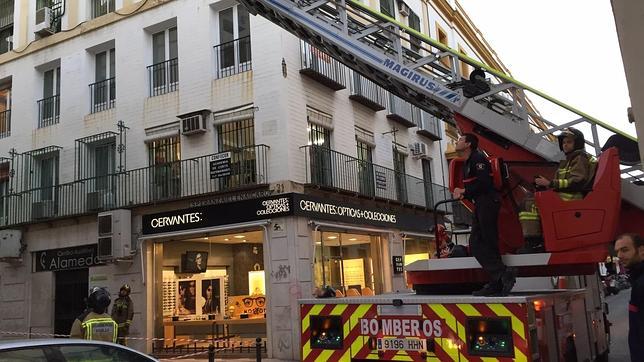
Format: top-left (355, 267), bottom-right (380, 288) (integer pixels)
top-left (0, 109), bottom-right (10, 138)
top-left (89, 77), bottom-right (116, 113)
top-left (147, 58), bottom-right (179, 97)
top-left (301, 145), bottom-right (449, 209)
top-left (37, 95), bottom-right (60, 128)
top-left (91, 0), bottom-right (115, 19)
top-left (416, 110), bottom-right (442, 141)
top-left (0, 145), bottom-right (269, 227)
top-left (386, 93), bottom-right (420, 128)
top-left (349, 72), bottom-right (387, 111)
top-left (214, 36), bottom-right (252, 79)
top-left (300, 41), bottom-right (346, 90)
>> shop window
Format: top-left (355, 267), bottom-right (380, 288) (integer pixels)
top-left (313, 231), bottom-right (383, 296)
top-left (157, 230), bottom-right (267, 351)
top-left (403, 235), bottom-right (434, 265)
top-left (147, 136), bottom-right (181, 200)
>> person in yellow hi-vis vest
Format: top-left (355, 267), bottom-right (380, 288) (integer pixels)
top-left (518, 127), bottom-right (597, 253)
top-left (70, 287), bottom-right (118, 343)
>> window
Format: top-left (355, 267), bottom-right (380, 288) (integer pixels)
top-left (217, 118), bottom-right (256, 188)
top-left (214, 6), bottom-right (251, 78)
top-left (0, 0), bottom-right (13, 55)
top-left (380, 0), bottom-right (395, 17)
top-left (393, 148), bottom-right (407, 203)
top-left (148, 136), bottom-right (181, 200)
top-left (91, 0), bottom-right (115, 19)
top-left (408, 11), bottom-right (421, 53)
top-left (436, 24), bottom-right (450, 68)
top-left (149, 27), bottom-right (178, 96)
top-left (0, 85), bottom-right (10, 137)
top-left (458, 45), bottom-right (469, 78)
top-left (38, 154), bottom-right (58, 201)
top-left (0, 161), bottom-right (9, 223)
top-left (90, 48), bottom-right (115, 113)
top-left (38, 67), bottom-right (60, 127)
top-left (313, 231), bottom-right (384, 295)
top-left (404, 236), bottom-right (434, 265)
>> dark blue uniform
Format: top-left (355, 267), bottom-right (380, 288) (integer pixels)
top-left (463, 150), bottom-right (507, 289)
top-left (628, 262), bottom-right (644, 361)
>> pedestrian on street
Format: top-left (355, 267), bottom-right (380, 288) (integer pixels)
top-left (70, 287), bottom-right (118, 343)
top-left (111, 284), bottom-right (135, 346)
top-left (615, 233), bottom-right (644, 362)
top-left (452, 133), bottom-right (515, 296)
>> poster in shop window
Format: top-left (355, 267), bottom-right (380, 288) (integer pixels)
top-left (177, 279), bottom-right (197, 315)
top-left (201, 278), bottom-right (222, 315)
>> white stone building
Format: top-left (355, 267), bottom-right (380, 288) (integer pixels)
top-left (0, 0), bottom-right (511, 359)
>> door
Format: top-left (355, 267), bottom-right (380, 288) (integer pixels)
top-left (217, 6), bottom-right (251, 76)
top-left (393, 149), bottom-right (407, 203)
top-left (422, 159), bottom-right (433, 208)
top-left (356, 141), bottom-right (374, 197)
top-left (54, 269), bottom-right (89, 337)
top-left (217, 118), bottom-right (255, 189)
top-left (308, 123), bottom-right (333, 187)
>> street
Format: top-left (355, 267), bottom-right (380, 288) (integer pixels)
top-left (607, 290), bottom-right (630, 361)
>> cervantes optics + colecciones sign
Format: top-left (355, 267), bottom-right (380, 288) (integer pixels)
top-left (142, 193), bottom-right (434, 235)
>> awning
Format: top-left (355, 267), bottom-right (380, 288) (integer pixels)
top-left (140, 220), bottom-right (271, 241)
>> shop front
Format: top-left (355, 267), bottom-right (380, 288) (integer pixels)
top-left (141, 192), bottom-right (435, 359)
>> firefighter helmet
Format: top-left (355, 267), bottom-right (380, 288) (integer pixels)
top-left (88, 287), bottom-right (111, 312)
top-left (557, 127), bottom-right (585, 152)
top-left (120, 284), bottom-right (131, 295)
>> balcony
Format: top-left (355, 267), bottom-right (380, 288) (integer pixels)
top-left (300, 41), bottom-right (346, 91)
top-left (0, 109), bottom-right (9, 138)
top-left (301, 145), bottom-right (449, 208)
top-left (386, 94), bottom-right (420, 128)
top-left (147, 58), bottom-right (178, 97)
top-left (349, 72), bottom-right (387, 111)
top-left (89, 77), bottom-right (116, 113)
top-left (37, 95), bottom-right (60, 128)
top-left (0, 145), bottom-right (269, 227)
top-left (214, 36), bottom-right (252, 79)
top-left (416, 110), bottom-right (442, 141)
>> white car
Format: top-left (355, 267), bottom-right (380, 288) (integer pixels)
top-left (0, 339), bottom-right (158, 362)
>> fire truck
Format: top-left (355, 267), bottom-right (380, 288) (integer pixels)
top-left (238, 0), bottom-right (644, 359)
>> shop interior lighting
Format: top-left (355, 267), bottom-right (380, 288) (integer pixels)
top-left (224, 238), bottom-right (229, 241)
top-left (234, 235), bottom-right (246, 239)
top-left (327, 236), bottom-right (337, 239)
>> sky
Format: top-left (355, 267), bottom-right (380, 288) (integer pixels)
top-left (457, 0), bottom-right (635, 138)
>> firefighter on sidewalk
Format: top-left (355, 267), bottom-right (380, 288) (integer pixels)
top-left (111, 284), bottom-right (134, 346)
top-left (452, 133), bottom-right (516, 296)
top-left (70, 287), bottom-right (118, 343)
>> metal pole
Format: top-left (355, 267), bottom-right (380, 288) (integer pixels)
top-left (255, 337), bottom-right (262, 362)
top-left (208, 344), bottom-right (215, 362)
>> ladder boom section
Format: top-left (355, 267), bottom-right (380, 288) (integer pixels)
top-left (242, 0), bottom-right (643, 206)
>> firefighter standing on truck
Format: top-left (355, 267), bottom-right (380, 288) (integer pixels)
top-left (70, 287), bottom-right (118, 343)
top-left (111, 284), bottom-right (134, 346)
top-left (452, 133), bottom-right (516, 296)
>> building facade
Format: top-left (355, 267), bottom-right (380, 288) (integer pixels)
top-left (0, 0), bottom-right (507, 359)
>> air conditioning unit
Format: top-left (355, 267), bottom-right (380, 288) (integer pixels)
top-left (87, 191), bottom-right (114, 211)
top-left (32, 200), bottom-right (55, 220)
top-left (34, 7), bottom-right (54, 36)
top-left (97, 209), bottom-right (132, 260)
top-left (181, 114), bottom-right (206, 135)
top-left (0, 230), bottom-right (23, 259)
top-left (397, 0), bottom-right (410, 16)
top-left (409, 142), bottom-right (428, 159)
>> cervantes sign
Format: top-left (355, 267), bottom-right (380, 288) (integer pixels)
top-left (33, 244), bottom-right (104, 272)
top-left (142, 193), bottom-right (433, 235)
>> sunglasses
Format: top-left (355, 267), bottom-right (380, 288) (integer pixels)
top-left (243, 296), bottom-right (265, 308)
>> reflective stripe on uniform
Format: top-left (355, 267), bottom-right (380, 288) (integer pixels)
top-left (81, 318), bottom-right (118, 342)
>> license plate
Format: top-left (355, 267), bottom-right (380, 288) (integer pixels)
top-left (377, 338), bottom-right (426, 351)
